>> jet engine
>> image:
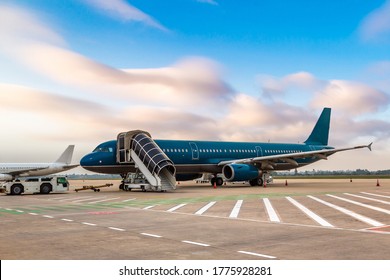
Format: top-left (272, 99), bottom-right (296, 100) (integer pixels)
top-left (222, 164), bottom-right (260, 182)
top-left (0, 174), bottom-right (13, 181)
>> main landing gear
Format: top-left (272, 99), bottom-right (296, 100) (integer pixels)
top-left (210, 176), bottom-right (224, 187)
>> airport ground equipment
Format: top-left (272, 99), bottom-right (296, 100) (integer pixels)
top-left (75, 183), bottom-right (113, 192)
top-left (119, 172), bottom-right (155, 192)
top-left (116, 130), bottom-right (176, 192)
top-left (2, 176), bottom-right (69, 195)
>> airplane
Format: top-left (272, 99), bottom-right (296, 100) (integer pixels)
top-left (0, 145), bottom-right (78, 181)
top-left (80, 108), bottom-right (372, 187)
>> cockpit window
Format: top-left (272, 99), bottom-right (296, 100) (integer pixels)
top-left (93, 146), bottom-right (113, 153)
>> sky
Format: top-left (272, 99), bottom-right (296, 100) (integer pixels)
top-left (0, 0), bottom-right (389, 172)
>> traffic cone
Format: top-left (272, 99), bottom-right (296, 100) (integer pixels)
top-left (350, 178), bottom-right (352, 183)
top-left (285, 180), bottom-right (288, 186)
top-left (213, 182), bottom-right (217, 189)
top-left (263, 180), bottom-right (267, 188)
top-left (376, 179), bottom-right (380, 187)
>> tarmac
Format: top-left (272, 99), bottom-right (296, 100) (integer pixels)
top-left (0, 178), bottom-right (389, 260)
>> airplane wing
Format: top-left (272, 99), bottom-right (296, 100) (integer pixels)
top-left (217, 143), bottom-right (372, 169)
top-left (7, 166), bottom-right (50, 176)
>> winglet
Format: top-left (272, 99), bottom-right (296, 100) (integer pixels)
top-left (367, 142), bottom-right (373, 151)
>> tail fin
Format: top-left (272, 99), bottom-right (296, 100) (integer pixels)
top-left (55, 145), bottom-right (75, 164)
top-left (304, 108), bottom-right (331, 146)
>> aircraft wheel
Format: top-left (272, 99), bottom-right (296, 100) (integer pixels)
top-left (216, 177), bottom-right (224, 186)
top-left (249, 179), bottom-right (258, 186)
top-left (257, 177), bottom-right (264, 186)
top-left (210, 178), bottom-right (216, 186)
top-left (97, 189), bottom-right (100, 192)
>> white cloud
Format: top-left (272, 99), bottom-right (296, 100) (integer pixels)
top-left (82, 0), bottom-right (168, 31)
top-left (359, 0), bottom-right (390, 42)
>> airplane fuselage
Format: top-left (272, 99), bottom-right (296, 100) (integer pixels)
top-left (81, 139), bottom-right (333, 176)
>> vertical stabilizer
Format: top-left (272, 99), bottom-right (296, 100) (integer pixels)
top-left (304, 108), bottom-right (331, 146)
top-left (55, 145), bottom-right (75, 164)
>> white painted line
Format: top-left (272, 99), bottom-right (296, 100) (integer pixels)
top-left (122, 198), bottom-right (136, 202)
top-left (327, 194), bottom-right (390, 215)
top-left (167, 203), bottom-right (187, 212)
top-left (61, 219), bottom-right (73, 222)
top-left (286, 197), bottom-right (334, 227)
top-left (263, 198), bottom-right (280, 222)
top-left (43, 215), bottom-right (54, 219)
top-left (308, 195), bottom-right (384, 227)
top-left (88, 197), bottom-right (121, 204)
top-left (49, 196), bottom-right (70, 200)
top-left (5, 208), bottom-right (12, 211)
top-left (229, 200), bottom-right (243, 218)
top-left (108, 227), bottom-right (125, 232)
top-left (238, 250), bottom-right (276, 259)
top-left (141, 233), bottom-right (162, 238)
top-left (182, 240), bottom-right (210, 247)
top-left (345, 193), bottom-right (390, 205)
top-left (29, 213), bottom-right (39, 216)
top-left (16, 210), bottom-right (24, 213)
top-left (143, 205), bottom-right (156, 210)
top-left (361, 192), bottom-right (390, 199)
top-left (82, 222), bottom-right (97, 226)
top-left (58, 196), bottom-right (95, 202)
top-left (72, 196), bottom-right (108, 203)
top-left (195, 201), bottom-right (217, 215)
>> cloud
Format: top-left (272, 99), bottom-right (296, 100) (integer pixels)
top-left (82, 0), bottom-right (168, 31)
top-left (0, 5), bottom-right (232, 109)
top-left (197, 0), bottom-right (218, 5)
top-left (311, 80), bottom-right (390, 116)
top-left (359, 0), bottom-right (390, 42)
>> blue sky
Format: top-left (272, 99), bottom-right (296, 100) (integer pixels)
top-left (0, 0), bottom-right (389, 171)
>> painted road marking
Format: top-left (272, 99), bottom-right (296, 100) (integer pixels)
top-left (229, 200), bottom-right (243, 218)
top-left (327, 194), bottom-right (390, 215)
top-left (344, 193), bottom-right (390, 205)
top-left (195, 201), bottom-right (217, 215)
top-left (182, 240), bottom-right (210, 247)
top-left (286, 197), bottom-right (334, 227)
top-left (29, 213), bottom-right (39, 216)
top-left (61, 219), bottom-right (73, 222)
top-left (167, 204), bottom-right (187, 212)
top-left (308, 195), bottom-right (384, 227)
top-left (16, 210), bottom-right (24, 213)
top-left (122, 198), bottom-right (136, 202)
top-left (143, 205), bottom-right (156, 210)
top-left (361, 192), bottom-right (390, 199)
top-left (88, 197), bottom-right (121, 204)
top-left (141, 233), bottom-right (162, 238)
top-left (72, 197), bottom-right (108, 203)
top-left (57, 196), bottom-right (95, 202)
top-left (82, 222), bottom-right (97, 226)
top-left (238, 251), bottom-right (276, 259)
top-left (108, 227), bottom-right (125, 232)
top-left (263, 198), bottom-right (280, 222)
top-left (43, 215), bottom-right (54, 218)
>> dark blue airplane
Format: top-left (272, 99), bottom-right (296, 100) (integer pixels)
top-left (80, 108), bottom-right (372, 186)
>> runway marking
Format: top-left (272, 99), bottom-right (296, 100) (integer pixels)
top-left (263, 198), bottom-right (280, 222)
top-left (167, 204), bottom-right (187, 212)
top-left (61, 219), bottom-right (73, 222)
top-left (308, 195), bottom-right (384, 227)
top-left (29, 213), bottom-right (39, 216)
top-left (182, 240), bottom-right (210, 247)
top-left (143, 205), bottom-right (156, 210)
top-left (286, 197), bottom-right (334, 227)
top-left (360, 192), bottom-right (390, 199)
top-left (81, 222), bottom-right (97, 226)
top-left (238, 250), bottom-right (276, 259)
top-left (48, 196), bottom-right (70, 200)
top-left (229, 200), bottom-right (243, 218)
top-left (344, 193), bottom-right (390, 205)
top-left (72, 197), bottom-right (108, 203)
top-left (326, 194), bottom-right (390, 215)
top-left (88, 197), bottom-right (121, 204)
top-left (195, 201), bottom-right (216, 215)
top-left (57, 196), bottom-right (95, 202)
top-left (141, 233), bottom-right (162, 238)
top-left (43, 215), bottom-right (54, 218)
top-left (16, 210), bottom-right (24, 213)
top-left (122, 198), bottom-right (136, 202)
top-left (108, 227), bottom-right (125, 232)
top-left (5, 208), bottom-right (12, 211)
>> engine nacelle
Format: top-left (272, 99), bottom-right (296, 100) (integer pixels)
top-left (222, 164), bottom-right (260, 182)
top-left (0, 174), bottom-right (13, 181)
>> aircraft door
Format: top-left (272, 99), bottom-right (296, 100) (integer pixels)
top-left (189, 142), bottom-right (199, 160)
top-left (255, 146), bottom-right (263, 157)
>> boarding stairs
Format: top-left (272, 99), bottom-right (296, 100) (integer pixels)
top-left (117, 130), bottom-right (176, 191)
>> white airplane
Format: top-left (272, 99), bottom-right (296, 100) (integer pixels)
top-left (0, 145), bottom-right (78, 181)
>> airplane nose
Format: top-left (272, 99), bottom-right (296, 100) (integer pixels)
top-left (80, 153), bottom-right (94, 167)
